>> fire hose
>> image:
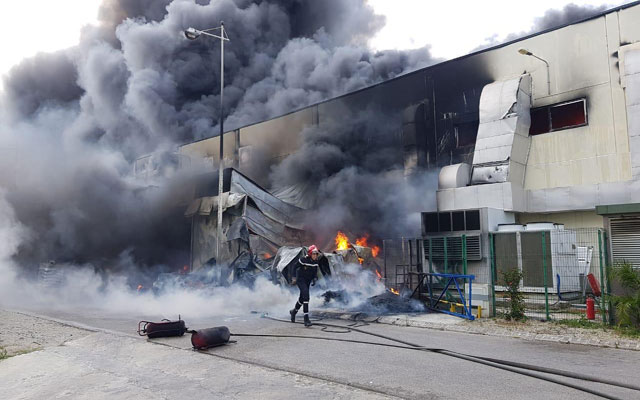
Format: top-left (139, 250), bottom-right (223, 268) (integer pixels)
top-left (138, 314), bottom-right (638, 399)
top-left (245, 315), bottom-right (640, 400)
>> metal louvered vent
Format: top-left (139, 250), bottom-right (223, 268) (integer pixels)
top-left (610, 218), bottom-right (640, 267)
top-left (466, 235), bottom-right (482, 260)
top-left (423, 235), bottom-right (482, 261)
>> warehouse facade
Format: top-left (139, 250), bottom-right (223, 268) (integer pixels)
top-left (177, 2), bottom-right (640, 269)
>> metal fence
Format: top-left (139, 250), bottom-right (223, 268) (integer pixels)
top-left (383, 228), bottom-right (612, 322)
top-left (383, 238), bottom-right (421, 292)
top-left (490, 227), bottom-right (610, 322)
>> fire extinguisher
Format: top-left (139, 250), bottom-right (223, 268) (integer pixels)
top-left (586, 296), bottom-right (595, 320)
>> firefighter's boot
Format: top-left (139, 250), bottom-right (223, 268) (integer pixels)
top-left (304, 314), bottom-right (312, 327)
top-left (289, 309), bottom-right (297, 323)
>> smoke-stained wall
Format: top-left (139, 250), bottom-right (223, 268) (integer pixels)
top-left (184, 2), bottom-right (640, 240)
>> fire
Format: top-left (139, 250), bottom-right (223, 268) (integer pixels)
top-left (335, 231), bottom-right (349, 250)
top-left (355, 234), bottom-right (380, 257)
top-left (389, 288), bottom-right (399, 295)
top-left (371, 246), bottom-right (380, 258)
top-left (358, 257), bottom-right (364, 264)
top-left (355, 235), bottom-right (368, 247)
top-left (137, 284), bottom-right (143, 291)
top-left (375, 269), bottom-right (382, 280)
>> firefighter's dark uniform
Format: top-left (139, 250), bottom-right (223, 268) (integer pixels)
top-left (290, 255), bottom-right (319, 326)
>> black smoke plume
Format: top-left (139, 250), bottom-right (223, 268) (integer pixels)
top-left (0, 0), bottom-right (436, 271)
top-left (472, 3), bottom-right (611, 52)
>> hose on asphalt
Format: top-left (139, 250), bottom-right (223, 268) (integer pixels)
top-left (244, 315), bottom-right (639, 400)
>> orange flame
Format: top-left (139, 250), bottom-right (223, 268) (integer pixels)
top-left (137, 284), bottom-right (143, 291)
top-left (355, 234), bottom-right (380, 258)
top-left (358, 257), bottom-right (364, 264)
top-left (371, 246), bottom-right (380, 258)
top-left (335, 231), bottom-right (349, 250)
top-left (355, 235), bottom-right (368, 247)
top-left (375, 269), bottom-right (382, 281)
top-left (390, 288), bottom-right (399, 295)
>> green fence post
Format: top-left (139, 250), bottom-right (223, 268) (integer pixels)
top-left (603, 230), bottom-right (613, 325)
top-left (597, 230), bottom-right (607, 324)
top-left (443, 236), bottom-right (448, 275)
top-left (462, 234), bottom-right (468, 276)
top-left (542, 231), bottom-right (550, 321)
top-left (490, 233), bottom-right (496, 318)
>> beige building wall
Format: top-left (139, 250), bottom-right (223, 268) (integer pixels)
top-left (518, 211), bottom-right (604, 229)
top-left (512, 7), bottom-right (637, 191)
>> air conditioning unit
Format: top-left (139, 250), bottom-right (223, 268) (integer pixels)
top-left (420, 208), bottom-right (516, 277)
top-left (493, 224), bottom-right (591, 293)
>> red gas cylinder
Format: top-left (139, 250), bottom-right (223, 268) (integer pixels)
top-left (586, 296), bottom-right (596, 320)
top-left (190, 326), bottom-right (230, 350)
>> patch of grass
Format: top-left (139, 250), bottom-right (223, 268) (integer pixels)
top-left (0, 346), bottom-right (41, 361)
top-left (555, 316), bottom-right (607, 330)
top-left (555, 316), bottom-right (640, 338)
top-left (615, 326), bottom-right (640, 339)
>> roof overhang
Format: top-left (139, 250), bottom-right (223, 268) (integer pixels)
top-left (596, 203), bottom-right (640, 215)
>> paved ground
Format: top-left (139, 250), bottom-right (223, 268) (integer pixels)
top-left (1, 308), bottom-right (640, 399)
top-left (318, 309), bottom-right (640, 351)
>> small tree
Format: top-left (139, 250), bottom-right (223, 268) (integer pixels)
top-left (501, 268), bottom-right (526, 321)
top-left (610, 261), bottom-right (640, 330)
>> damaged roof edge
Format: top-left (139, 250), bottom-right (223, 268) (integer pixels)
top-left (178, 0), bottom-right (640, 148)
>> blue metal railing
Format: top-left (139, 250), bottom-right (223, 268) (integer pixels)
top-left (412, 272), bottom-right (476, 320)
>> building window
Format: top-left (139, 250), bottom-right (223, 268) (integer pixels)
top-left (529, 99), bottom-right (587, 136)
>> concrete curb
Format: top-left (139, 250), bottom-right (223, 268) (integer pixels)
top-left (314, 310), bottom-right (640, 351)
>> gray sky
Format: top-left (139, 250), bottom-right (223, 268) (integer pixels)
top-left (0, 0), bottom-right (632, 78)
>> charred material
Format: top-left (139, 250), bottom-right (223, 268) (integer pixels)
top-left (354, 291), bottom-right (426, 314)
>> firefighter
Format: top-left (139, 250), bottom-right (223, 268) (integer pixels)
top-left (290, 245), bottom-right (320, 327)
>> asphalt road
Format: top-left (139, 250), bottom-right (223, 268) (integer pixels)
top-left (3, 307), bottom-right (640, 399)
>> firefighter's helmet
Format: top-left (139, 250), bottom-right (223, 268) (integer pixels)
top-left (307, 245), bottom-right (320, 257)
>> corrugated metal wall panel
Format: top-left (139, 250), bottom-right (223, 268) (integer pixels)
top-left (610, 218), bottom-right (640, 267)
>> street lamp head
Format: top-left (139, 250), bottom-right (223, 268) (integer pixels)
top-left (518, 48), bottom-right (533, 56)
top-left (184, 27), bottom-right (200, 40)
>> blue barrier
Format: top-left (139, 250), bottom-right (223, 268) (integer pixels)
top-left (411, 272), bottom-right (476, 320)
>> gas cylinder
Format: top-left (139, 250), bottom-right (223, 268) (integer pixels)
top-left (586, 296), bottom-right (595, 320)
top-left (190, 326), bottom-right (231, 349)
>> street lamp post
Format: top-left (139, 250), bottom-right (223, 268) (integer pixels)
top-left (518, 48), bottom-right (550, 96)
top-left (185, 23), bottom-right (230, 263)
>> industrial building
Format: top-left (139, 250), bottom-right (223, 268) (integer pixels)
top-left (168, 2), bottom-right (640, 309)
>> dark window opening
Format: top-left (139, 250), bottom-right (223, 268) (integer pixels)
top-left (452, 211), bottom-right (465, 231)
top-left (455, 120), bottom-right (479, 148)
top-left (530, 107), bottom-right (550, 135)
top-left (529, 99), bottom-right (587, 136)
top-left (465, 210), bottom-right (481, 231)
top-left (438, 213), bottom-right (452, 232)
top-left (423, 213), bottom-right (439, 234)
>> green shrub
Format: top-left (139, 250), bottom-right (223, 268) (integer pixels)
top-left (501, 268), bottom-right (526, 321)
top-left (609, 261), bottom-right (640, 330)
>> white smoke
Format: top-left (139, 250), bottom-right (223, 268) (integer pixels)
top-left (0, 260), bottom-right (391, 319)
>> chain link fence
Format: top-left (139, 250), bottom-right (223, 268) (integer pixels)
top-left (383, 228), bottom-right (611, 322)
top-left (490, 227), bottom-right (610, 322)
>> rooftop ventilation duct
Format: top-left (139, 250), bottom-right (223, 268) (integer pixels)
top-left (471, 74), bottom-right (532, 185)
